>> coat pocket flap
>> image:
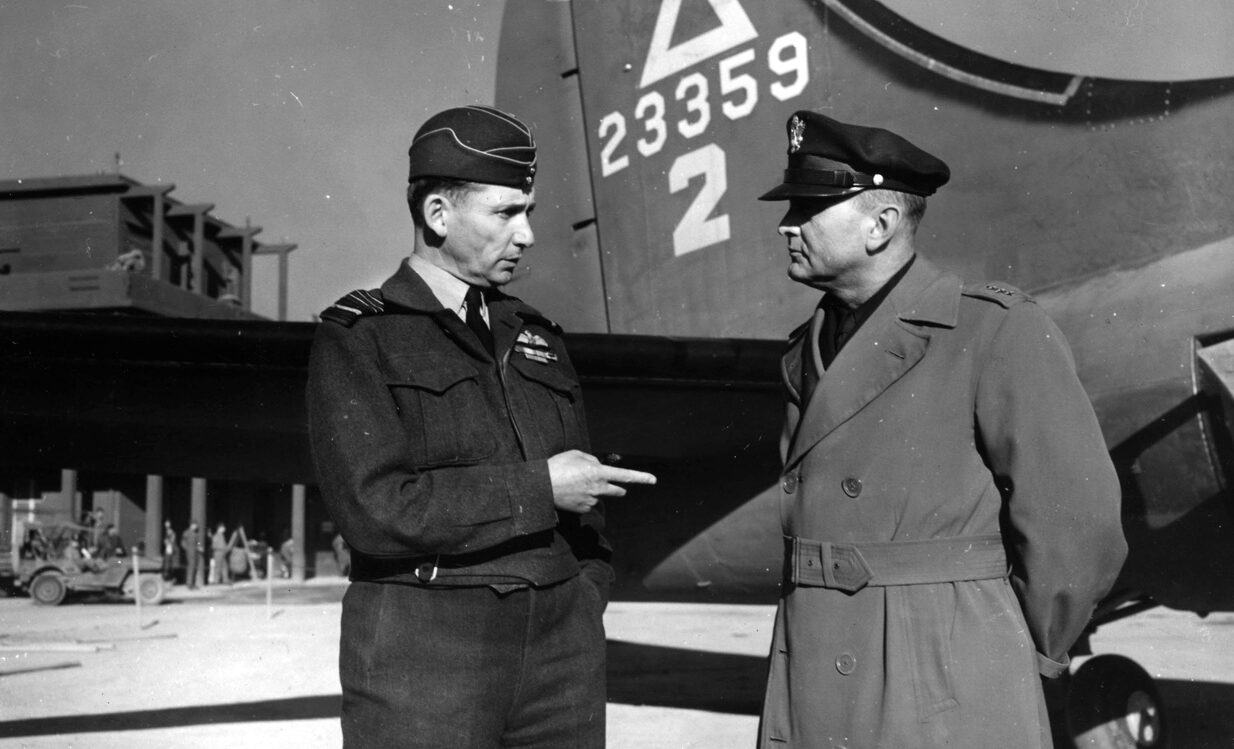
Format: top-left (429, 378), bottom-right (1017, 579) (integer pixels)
top-left (383, 355), bottom-right (478, 394)
top-left (509, 356), bottom-right (578, 396)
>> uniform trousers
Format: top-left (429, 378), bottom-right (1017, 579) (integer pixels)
top-left (340, 575), bottom-right (606, 748)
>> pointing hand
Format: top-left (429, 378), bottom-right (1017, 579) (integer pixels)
top-left (548, 450), bottom-right (657, 514)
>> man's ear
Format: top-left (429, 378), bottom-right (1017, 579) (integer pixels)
top-left (867, 204), bottom-right (901, 250)
top-left (423, 193), bottom-right (450, 238)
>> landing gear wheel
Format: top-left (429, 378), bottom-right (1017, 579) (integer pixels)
top-left (29, 572), bottom-right (67, 606)
top-left (1066, 654), bottom-right (1166, 748)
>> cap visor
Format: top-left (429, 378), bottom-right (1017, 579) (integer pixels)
top-left (757, 183), bottom-right (862, 201)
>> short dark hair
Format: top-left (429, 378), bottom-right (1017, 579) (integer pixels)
top-left (407, 177), bottom-right (479, 229)
top-left (852, 189), bottom-right (927, 235)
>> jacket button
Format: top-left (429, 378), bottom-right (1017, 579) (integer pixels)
top-left (782, 473), bottom-right (798, 494)
top-left (841, 477), bottom-right (862, 498)
top-left (835, 653), bottom-right (857, 675)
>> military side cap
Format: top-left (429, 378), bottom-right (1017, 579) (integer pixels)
top-left (407, 105), bottom-right (537, 188)
top-left (759, 111), bottom-right (949, 200)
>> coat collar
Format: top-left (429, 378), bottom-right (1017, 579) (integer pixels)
top-left (379, 260), bottom-right (538, 361)
top-left (783, 257), bottom-right (960, 467)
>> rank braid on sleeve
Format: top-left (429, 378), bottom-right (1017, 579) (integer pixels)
top-left (319, 289), bottom-right (386, 326)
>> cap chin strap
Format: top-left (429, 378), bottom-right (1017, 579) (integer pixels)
top-left (781, 167), bottom-right (924, 195)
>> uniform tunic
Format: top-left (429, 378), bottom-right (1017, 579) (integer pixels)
top-left (307, 260), bottom-right (610, 591)
top-left (307, 261), bottom-right (612, 747)
top-left (759, 257), bottom-right (1126, 748)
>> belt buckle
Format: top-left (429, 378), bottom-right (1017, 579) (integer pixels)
top-left (414, 557), bottom-right (439, 583)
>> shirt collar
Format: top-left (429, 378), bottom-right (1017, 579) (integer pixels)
top-left (407, 253), bottom-right (479, 321)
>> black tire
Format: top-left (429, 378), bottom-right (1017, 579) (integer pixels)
top-left (29, 572), bottom-right (67, 606)
top-left (123, 573), bottom-right (166, 605)
top-left (137, 574), bottom-right (166, 605)
top-left (1066, 654), bottom-right (1166, 748)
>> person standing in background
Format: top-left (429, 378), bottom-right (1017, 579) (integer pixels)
top-left (161, 520), bottom-right (178, 582)
top-left (180, 521), bottom-right (203, 590)
top-left (210, 522), bottom-right (232, 585)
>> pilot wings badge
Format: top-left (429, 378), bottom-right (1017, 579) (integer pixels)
top-left (789, 115), bottom-right (805, 153)
top-left (515, 330), bottom-right (558, 364)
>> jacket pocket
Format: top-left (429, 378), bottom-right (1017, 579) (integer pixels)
top-left (507, 355), bottom-right (586, 452)
top-left (889, 584), bottom-right (960, 722)
top-left (384, 355), bottom-right (498, 468)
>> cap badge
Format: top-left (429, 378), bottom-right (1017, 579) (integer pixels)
top-left (789, 115), bottom-right (805, 153)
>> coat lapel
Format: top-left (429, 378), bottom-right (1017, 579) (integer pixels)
top-left (783, 258), bottom-right (960, 469)
top-left (380, 261), bottom-right (494, 360)
top-left (490, 298), bottom-right (523, 359)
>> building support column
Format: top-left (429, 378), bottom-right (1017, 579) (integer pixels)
top-left (145, 475), bottom-right (164, 559)
top-left (0, 491), bottom-right (12, 575)
top-left (61, 469), bottom-right (79, 523)
top-left (254, 243), bottom-right (298, 321)
top-left (191, 478), bottom-right (207, 528)
top-left (291, 484), bottom-right (306, 582)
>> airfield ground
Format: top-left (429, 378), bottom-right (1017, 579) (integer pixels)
top-left (1, 580), bottom-right (1232, 748)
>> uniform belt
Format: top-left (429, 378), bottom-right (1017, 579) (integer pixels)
top-left (350, 530), bottom-right (554, 583)
top-left (785, 534), bottom-right (1008, 592)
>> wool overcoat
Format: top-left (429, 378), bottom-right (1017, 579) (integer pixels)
top-left (758, 257), bottom-right (1127, 748)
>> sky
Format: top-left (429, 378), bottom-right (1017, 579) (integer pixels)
top-left (0, 0), bottom-right (507, 321)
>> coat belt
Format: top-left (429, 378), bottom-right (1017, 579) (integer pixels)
top-left (785, 534), bottom-right (1008, 592)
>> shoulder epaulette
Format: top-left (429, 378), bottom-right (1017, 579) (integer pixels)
top-left (514, 308), bottom-right (563, 335)
top-left (319, 289), bottom-right (386, 326)
top-left (961, 281), bottom-right (1033, 309)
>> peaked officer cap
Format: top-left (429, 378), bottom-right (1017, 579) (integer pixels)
top-left (759, 111), bottom-right (949, 200)
top-left (408, 105), bottom-right (537, 189)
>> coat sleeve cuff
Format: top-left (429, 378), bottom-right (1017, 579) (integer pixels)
top-left (1038, 651), bottom-right (1070, 679)
top-left (507, 460), bottom-right (558, 534)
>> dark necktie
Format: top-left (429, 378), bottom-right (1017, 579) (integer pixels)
top-left (464, 285), bottom-right (494, 356)
top-left (820, 305), bottom-right (856, 369)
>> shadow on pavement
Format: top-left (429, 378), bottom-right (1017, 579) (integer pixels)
top-left (2, 644), bottom-right (1229, 746)
top-left (605, 640), bottom-right (1234, 749)
top-left (606, 640), bottom-right (765, 715)
top-left (0, 696), bottom-right (341, 739)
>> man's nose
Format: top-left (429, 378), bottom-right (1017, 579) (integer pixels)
top-left (514, 217), bottom-right (534, 249)
top-left (777, 209), bottom-right (799, 237)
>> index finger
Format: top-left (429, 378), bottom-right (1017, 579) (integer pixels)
top-left (599, 466), bottom-right (657, 486)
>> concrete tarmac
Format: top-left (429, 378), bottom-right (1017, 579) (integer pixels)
top-left (0, 581), bottom-right (1231, 748)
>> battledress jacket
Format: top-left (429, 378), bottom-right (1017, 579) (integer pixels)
top-left (306, 262), bottom-right (612, 596)
top-left (758, 257), bottom-right (1127, 749)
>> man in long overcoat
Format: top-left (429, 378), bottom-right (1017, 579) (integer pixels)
top-left (756, 111), bottom-right (1127, 748)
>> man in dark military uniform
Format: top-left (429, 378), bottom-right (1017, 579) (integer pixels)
top-left (307, 105), bottom-right (655, 748)
top-left (755, 111), bottom-right (1127, 748)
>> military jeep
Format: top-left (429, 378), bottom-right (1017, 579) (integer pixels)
top-left (14, 520), bottom-right (166, 606)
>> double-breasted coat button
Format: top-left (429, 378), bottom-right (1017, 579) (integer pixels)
top-left (836, 652), bottom-right (857, 675)
top-left (841, 477), bottom-right (862, 498)
top-left (782, 473), bottom-right (799, 494)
